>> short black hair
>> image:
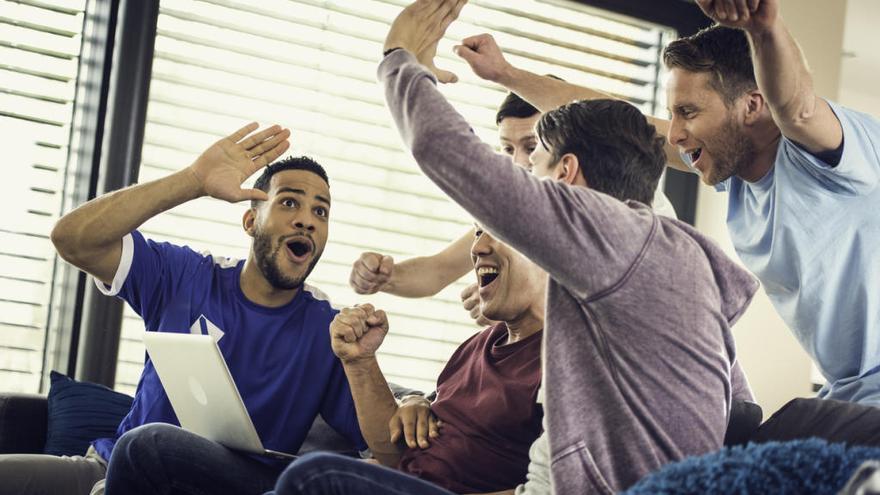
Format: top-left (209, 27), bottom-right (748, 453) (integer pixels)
top-left (494, 75), bottom-right (563, 125)
top-left (537, 99), bottom-right (665, 205)
top-left (663, 25), bottom-right (756, 104)
top-left (495, 92), bottom-right (539, 124)
top-left (251, 156), bottom-right (329, 206)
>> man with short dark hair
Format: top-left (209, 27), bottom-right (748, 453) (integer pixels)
top-left (1, 124), bottom-right (367, 495)
top-left (455, 0), bottom-right (880, 406)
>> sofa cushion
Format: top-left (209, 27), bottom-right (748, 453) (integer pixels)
top-left (43, 371), bottom-right (133, 456)
top-left (0, 393), bottom-right (48, 454)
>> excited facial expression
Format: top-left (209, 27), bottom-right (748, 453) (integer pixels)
top-left (471, 225), bottom-right (546, 323)
top-left (248, 169), bottom-right (330, 290)
top-left (499, 114), bottom-right (541, 170)
top-left (666, 68), bottom-right (756, 185)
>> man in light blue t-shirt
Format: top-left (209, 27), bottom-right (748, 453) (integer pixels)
top-left (661, 0), bottom-right (880, 405)
top-left (455, 0), bottom-right (880, 406)
top-left (32, 123), bottom-right (366, 495)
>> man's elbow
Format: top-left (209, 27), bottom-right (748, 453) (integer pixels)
top-left (50, 218), bottom-right (86, 264)
top-left (775, 87), bottom-right (819, 129)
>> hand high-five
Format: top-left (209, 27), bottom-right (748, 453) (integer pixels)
top-left (187, 123), bottom-right (291, 203)
top-left (696, 0), bottom-right (778, 32)
top-left (330, 304), bottom-right (390, 364)
top-left (383, 0), bottom-right (468, 83)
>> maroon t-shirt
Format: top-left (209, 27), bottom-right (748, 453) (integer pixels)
top-left (398, 323), bottom-right (543, 493)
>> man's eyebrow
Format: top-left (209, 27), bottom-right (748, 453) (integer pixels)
top-left (276, 187), bottom-right (305, 196)
top-left (276, 187), bottom-right (331, 206)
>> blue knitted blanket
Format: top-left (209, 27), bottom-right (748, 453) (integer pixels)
top-left (624, 438), bottom-right (880, 495)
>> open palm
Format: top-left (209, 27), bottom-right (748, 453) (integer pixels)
top-left (189, 122), bottom-right (291, 203)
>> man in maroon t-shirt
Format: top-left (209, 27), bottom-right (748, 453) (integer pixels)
top-left (328, 224), bottom-right (545, 494)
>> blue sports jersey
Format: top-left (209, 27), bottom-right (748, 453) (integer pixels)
top-left (91, 231), bottom-right (365, 466)
top-left (716, 100), bottom-right (880, 404)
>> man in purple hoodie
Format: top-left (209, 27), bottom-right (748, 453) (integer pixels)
top-left (270, 1), bottom-right (758, 494)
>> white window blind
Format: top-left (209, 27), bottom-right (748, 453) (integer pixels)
top-left (0, 0), bottom-right (85, 392)
top-left (115, 0), bottom-right (675, 395)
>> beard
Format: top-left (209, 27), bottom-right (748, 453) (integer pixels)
top-left (703, 116), bottom-right (758, 185)
top-left (253, 227), bottom-right (321, 291)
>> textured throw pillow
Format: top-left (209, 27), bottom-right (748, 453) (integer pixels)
top-left (43, 371), bottom-right (133, 456)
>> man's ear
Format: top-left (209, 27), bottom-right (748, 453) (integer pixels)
top-left (556, 153), bottom-right (583, 186)
top-left (243, 207), bottom-right (257, 237)
top-left (743, 89), bottom-right (767, 126)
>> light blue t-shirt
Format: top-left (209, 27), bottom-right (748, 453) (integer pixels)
top-left (91, 230), bottom-right (366, 466)
top-left (716, 100), bottom-right (880, 405)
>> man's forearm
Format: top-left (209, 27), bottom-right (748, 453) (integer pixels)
top-left (498, 67), bottom-right (607, 114)
top-left (384, 229), bottom-right (473, 298)
top-left (747, 20), bottom-right (815, 128)
top-left (51, 168), bottom-right (203, 276)
top-left (498, 67), bottom-right (686, 170)
top-left (342, 359), bottom-right (402, 467)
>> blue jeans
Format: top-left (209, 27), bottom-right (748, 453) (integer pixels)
top-left (271, 452), bottom-right (456, 495)
top-left (104, 423), bottom-right (284, 495)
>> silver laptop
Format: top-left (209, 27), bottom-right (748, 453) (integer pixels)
top-left (143, 332), bottom-right (296, 460)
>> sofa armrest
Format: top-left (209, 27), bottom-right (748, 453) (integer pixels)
top-left (0, 393), bottom-right (48, 454)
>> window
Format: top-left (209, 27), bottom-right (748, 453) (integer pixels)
top-left (114, 0), bottom-right (676, 394)
top-left (0, 0), bottom-right (86, 392)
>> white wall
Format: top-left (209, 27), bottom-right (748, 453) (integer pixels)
top-left (694, 0), bottom-right (849, 416)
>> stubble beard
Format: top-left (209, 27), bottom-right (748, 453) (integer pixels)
top-left (253, 227), bottom-right (321, 291)
top-left (704, 117), bottom-right (758, 186)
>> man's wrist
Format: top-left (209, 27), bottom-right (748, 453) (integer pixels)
top-left (342, 356), bottom-right (378, 374)
top-left (383, 46), bottom-right (404, 57)
top-left (179, 167), bottom-right (208, 200)
top-left (744, 15), bottom-right (784, 41)
top-left (495, 64), bottom-right (521, 88)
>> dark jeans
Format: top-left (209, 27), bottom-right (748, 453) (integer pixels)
top-left (104, 423), bottom-right (284, 495)
top-left (271, 452), bottom-right (456, 495)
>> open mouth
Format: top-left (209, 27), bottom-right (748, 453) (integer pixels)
top-left (477, 266), bottom-right (499, 288)
top-left (689, 148), bottom-right (703, 165)
top-left (285, 238), bottom-right (313, 262)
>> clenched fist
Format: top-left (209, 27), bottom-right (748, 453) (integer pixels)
top-left (349, 252), bottom-right (395, 295)
top-left (330, 304), bottom-right (390, 364)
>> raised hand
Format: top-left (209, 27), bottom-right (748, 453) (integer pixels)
top-left (349, 252), bottom-right (395, 295)
top-left (389, 395), bottom-right (443, 449)
top-left (330, 304), bottom-right (390, 364)
top-left (453, 33), bottom-right (514, 84)
top-left (460, 282), bottom-right (496, 327)
top-left (696, 0), bottom-right (778, 32)
top-left (383, 0), bottom-right (468, 84)
top-left (188, 123), bottom-right (291, 203)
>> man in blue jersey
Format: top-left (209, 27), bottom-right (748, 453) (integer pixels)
top-left (0, 123), bottom-right (366, 495)
top-left (454, 0), bottom-right (880, 406)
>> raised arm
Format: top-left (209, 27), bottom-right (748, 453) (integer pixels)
top-left (380, 55), bottom-right (648, 297)
top-left (696, 0), bottom-right (842, 154)
top-left (349, 228), bottom-right (473, 297)
top-left (453, 33), bottom-right (687, 170)
top-left (381, 1), bottom-right (650, 297)
top-left (50, 123), bottom-right (290, 284)
top-left (330, 304), bottom-right (402, 467)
